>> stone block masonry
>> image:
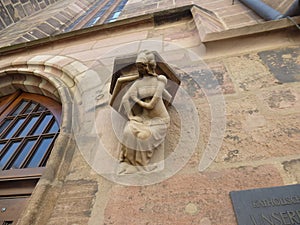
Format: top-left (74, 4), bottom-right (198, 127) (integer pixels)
top-left (0, 0), bottom-right (61, 30)
top-left (0, 0), bottom-right (126, 47)
top-left (46, 180), bottom-right (98, 225)
top-left (104, 166), bottom-right (284, 225)
top-left (0, 7), bottom-right (298, 225)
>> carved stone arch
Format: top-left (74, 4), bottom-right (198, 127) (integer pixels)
top-left (0, 55), bottom-right (99, 225)
top-left (0, 54), bottom-right (97, 130)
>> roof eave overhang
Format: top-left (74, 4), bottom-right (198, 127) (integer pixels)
top-left (0, 4), bottom-right (298, 56)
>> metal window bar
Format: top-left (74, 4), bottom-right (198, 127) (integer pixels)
top-left (64, 0), bottom-right (106, 32)
top-left (104, 0), bottom-right (128, 23)
top-left (0, 99), bottom-right (59, 171)
top-left (83, 0), bottom-right (116, 28)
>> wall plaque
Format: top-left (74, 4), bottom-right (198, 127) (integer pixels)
top-left (230, 184), bottom-right (300, 225)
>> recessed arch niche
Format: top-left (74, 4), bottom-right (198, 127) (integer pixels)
top-left (0, 65), bottom-right (74, 225)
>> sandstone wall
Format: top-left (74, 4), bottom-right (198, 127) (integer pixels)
top-left (0, 0), bottom-right (61, 30)
top-left (0, 10), bottom-right (298, 225)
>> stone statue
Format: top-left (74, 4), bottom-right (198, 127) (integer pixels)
top-left (117, 50), bottom-right (172, 174)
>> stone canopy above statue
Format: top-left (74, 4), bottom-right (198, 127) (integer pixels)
top-left (109, 51), bottom-right (181, 112)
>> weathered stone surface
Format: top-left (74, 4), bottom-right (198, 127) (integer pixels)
top-left (121, 0), bottom-right (264, 31)
top-left (178, 60), bottom-right (235, 98)
top-left (283, 159), bottom-right (300, 183)
top-left (47, 180), bottom-right (98, 224)
top-left (37, 22), bottom-right (56, 35)
top-left (206, 61), bottom-right (236, 95)
top-left (0, 19), bottom-right (5, 30)
top-left (6, 4), bottom-right (20, 23)
top-left (28, 29), bottom-right (46, 39)
top-left (46, 17), bottom-right (61, 28)
top-left (224, 53), bottom-right (278, 92)
top-left (23, 3), bottom-right (35, 16)
top-left (260, 87), bottom-right (299, 111)
top-left (261, 0), bottom-right (294, 13)
top-left (15, 4), bottom-right (26, 18)
top-left (0, 0), bottom-right (100, 46)
top-left (30, 0), bottom-right (40, 11)
top-left (258, 47), bottom-right (300, 83)
top-left (104, 165), bottom-right (283, 225)
top-left (0, 2), bottom-right (13, 26)
top-left (22, 33), bottom-right (35, 41)
top-left (217, 93), bottom-right (300, 163)
top-left (222, 13), bottom-right (258, 29)
top-left (0, 0), bottom-right (60, 30)
top-left (0, 2), bottom-right (298, 225)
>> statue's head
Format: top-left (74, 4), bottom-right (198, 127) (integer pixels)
top-left (136, 50), bottom-right (156, 77)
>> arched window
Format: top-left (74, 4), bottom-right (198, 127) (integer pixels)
top-left (0, 91), bottom-right (61, 224)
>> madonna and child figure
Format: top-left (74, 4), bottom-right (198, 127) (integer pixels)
top-left (117, 50), bottom-right (172, 175)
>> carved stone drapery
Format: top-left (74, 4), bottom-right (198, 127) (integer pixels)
top-left (109, 50), bottom-right (180, 174)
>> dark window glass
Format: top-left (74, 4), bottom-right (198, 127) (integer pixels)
top-left (35, 105), bottom-right (45, 112)
top-left (0, 141), bottom-right (21, 169)
top-left (19, 116), bottom-right (39, 137)
top-left (11, 101), bottom-right (28, 116)
top-left (26, 137), bottom-right (53, 168)
top-left (0, 93), bottom-right (61, 172)
top-left (0, 119), bottom-right (12, 135)
top-left (0, 142), bottom-right (6, 153)
top-left (4, 118), bottom-right (26, 139)
top-left (9, 139), bottom-right (37, 169)
top-left (23, 102), bottom-right (37, 114)
top-left (105, 0), bottom-right (128, 23)
top-left (48, 121), bottom-right (59, 133)
top-left (32, 114), bottom-right (53, 135)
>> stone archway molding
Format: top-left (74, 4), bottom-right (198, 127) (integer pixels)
top-left (0, 54), bottom-right (104, 225)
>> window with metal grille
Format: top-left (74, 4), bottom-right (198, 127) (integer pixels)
top-left (0, 91), bottom-right (61, 224)
top-left (0, 93), bottom-right (60, 171)
top-left (65, 0), bottom-right (129, 32)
